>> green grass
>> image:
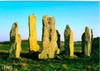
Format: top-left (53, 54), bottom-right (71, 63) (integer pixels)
top-left (0, 41), bottom-right (82, 52)
top-left (74, 42), bottom-right (82, 52)
top-left (0, 57), bottom-right (99, 71)
top-left (0, 40), bottom-right (99, 71)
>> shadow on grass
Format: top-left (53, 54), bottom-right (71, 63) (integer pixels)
top-left (0, 52), bottom-right (9, 60)
top-left (0, 51), bottom-right (99, 62)
top-left (74, 52), bottom-right (83, 58)
top-left (20, 51), bottom-right (40, 60)
top-left (0, 51), bottom-right (40, 61)
top-left (0, 52), bottom-right (84, 62)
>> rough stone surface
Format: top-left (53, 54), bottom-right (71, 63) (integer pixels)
top-left (81, 26), bottom-right (91, 57)
top-left (28, 14), bottom-right (39, 52)
top-left (91, 29), bottom-right (93, 44)
top-left (9, 22), bottom-right (22, 58)
top-left (91, 29), bottom-right (93, 40)
top-left (56, 30), bottom-right (60, 49)
top-left (39, 16), bottom-right (60, 59)
top-left (64, 25), bottom-right (74, 57)
top-left (91, 37), bottom-right (99, 60)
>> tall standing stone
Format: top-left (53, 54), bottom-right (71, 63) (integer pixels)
top-left (56, 30), bottom-right (60, 49)
top-left (91, 37), bottom-right (99, 60)
top-left (28, 14), bottom-right (39, 52)
top-left (82, 32), bottom-right (85, 55)
top-left (39, 16), bottom-right (60, 59)
top-left (64, 25), bottom-right (74, 57)
top-left (91, 29), bottom-right (93, 44)
top-left (9, 22), bottom-right (22, 58)
top-left (81, 26), bottom-right (91, 57)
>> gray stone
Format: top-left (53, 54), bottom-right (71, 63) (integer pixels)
top-left (9, 22), bottom-right (22, 58)
top-left (39, 16), bottom-right (60, 59)
top-left (81, 26), bottom-right (91, 57)
top-left (64, 25), bottom-right (74, 57)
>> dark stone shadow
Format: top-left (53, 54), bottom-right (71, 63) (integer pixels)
top-left (0, 51), bottom-right (40, 61)
top-left (0, 52), bottom-right (9, 60)
top-left (59, 51), bottom-right (84, 58)
top-left (74, 52), bottom-right (83, 58)
top-left (20, 51), bottom-right (40, 60)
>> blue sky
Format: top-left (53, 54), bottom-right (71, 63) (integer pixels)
top-left (0, 1), bottom-right (99, 42)
top-left (1, 0), bottom-right (100, 1)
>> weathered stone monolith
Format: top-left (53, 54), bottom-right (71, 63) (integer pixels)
top-left (91, 29), bottom-right (93, 39)
top-left (64, 25), bottom-right (74, 57)
top-left (91, 37), bottom-right (99, 60)
top-left (28, 14), bottom-right (39, 52)
top-left (81, 26), bottom-right (91, 57)
top-left (91, 29), bottom-right (93, 44)
top-left (9, 22), bottom-right (22, 58)
top-left (39, 16), bottom-right (60, 59)
top-left (56, 30), bottom-right (60, 49)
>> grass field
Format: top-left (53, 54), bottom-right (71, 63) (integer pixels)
top-left (0, 40), bottom-right (99, 71)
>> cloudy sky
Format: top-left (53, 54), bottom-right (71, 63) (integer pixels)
top-left (0, 1), bottom-right (99, 42)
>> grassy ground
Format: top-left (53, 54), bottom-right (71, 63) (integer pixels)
top-left (0, 40), bottom-right (99, 71)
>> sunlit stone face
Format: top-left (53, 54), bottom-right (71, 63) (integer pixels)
top-left (82, 26), bottom-right (91, 57)
top-left (39, 16), bottom-right (60, 59)
top-left (28, 14), bottom-right (39, 52)
top-left (9, 22), bottom-right (22, 58)
top-left (64, 25), bottom-right (74, 57)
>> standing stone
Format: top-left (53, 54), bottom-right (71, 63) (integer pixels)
top-left (91, 29), bottom-right (93, 44)
top-left (82, 32), bottom-right (85, 55)
top-left (9, 22), bottom-right (22, 58)
top-left (56, 30), bottom-right (60, 49)
top-left (39, 16), bottom-right (60, 59)
top-left (64, 25), bottom-right (74, 57)
top-left (91, 29), bottom-right (93, 40)
top-left (81, 26), bottom-right (91, 57)
top-left (91, 37), bottom-right (99, 60)
top-left (28, 14), bottom-right (39, 52)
